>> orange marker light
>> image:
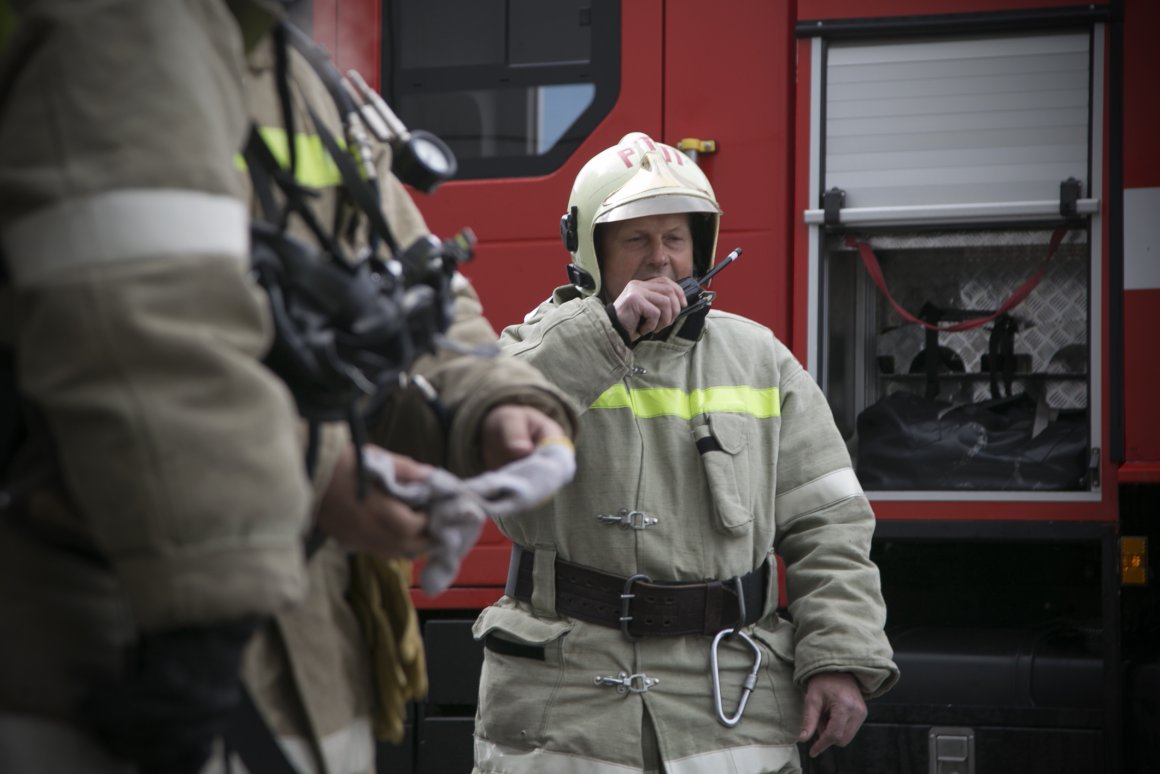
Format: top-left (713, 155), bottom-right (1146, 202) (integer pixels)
top-left (1121, 536), bottom-right (1148, 586)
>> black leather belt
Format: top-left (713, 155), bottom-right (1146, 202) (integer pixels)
top-left (505, 544), bottom-right (767, 639)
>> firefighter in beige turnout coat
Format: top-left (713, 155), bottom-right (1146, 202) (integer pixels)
top-left (236, 6), bottom-right (578, 774)
top-left (0, 1), bottom-right (312, 772)
top-left (473, 133), bottom-right (899, 774)
top-left (0, 2), bottom-right (576, 772)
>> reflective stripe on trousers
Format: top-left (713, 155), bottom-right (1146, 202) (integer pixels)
top-left (473, 737), bottom-right (800, 774)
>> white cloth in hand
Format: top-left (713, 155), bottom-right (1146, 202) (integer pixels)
top-left (362, 440), bottom-right (576, 596)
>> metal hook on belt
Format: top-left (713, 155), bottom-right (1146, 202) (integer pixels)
top-left (731, 575), bottom-right (747, 634)
top-left (710, 576), bottom-right (761, 727)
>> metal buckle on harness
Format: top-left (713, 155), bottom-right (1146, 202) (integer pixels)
top-left (596, 509), bottom-right (658, 530)
top-left (710, 576), bottom-right (762, 727)
top-left (593, 671), bottom-right (659, 694)
top-left (619, 573), bottom-right (652, 641)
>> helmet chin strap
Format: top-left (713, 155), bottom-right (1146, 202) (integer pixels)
top-left (566, 263), bottom-right (596, 294)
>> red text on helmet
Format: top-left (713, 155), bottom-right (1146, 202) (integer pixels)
top-left (614, 136), bottom-right (686, 169)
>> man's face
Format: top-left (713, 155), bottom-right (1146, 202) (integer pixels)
top-left (599, 213), bottom-right (694, 300)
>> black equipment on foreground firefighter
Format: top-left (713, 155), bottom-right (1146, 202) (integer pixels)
top-left (0, 2), bottom-right (576, 772)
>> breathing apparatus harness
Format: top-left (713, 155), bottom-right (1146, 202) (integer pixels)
top-left (244, 21), bottom-right (473, 495)
top-left (224, 23), bottom-right (483, 773)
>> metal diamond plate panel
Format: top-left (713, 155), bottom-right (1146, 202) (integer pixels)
top-left (833, 229), bottom-right (1089, 410)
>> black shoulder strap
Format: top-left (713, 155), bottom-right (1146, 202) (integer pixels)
top-left (224, 688), bottom-right (305, 774)
top-left (279, 21), bottom-right (406, 262)
top-left (243, 126), bottom-right (283, 226)
top-left (272, 23), bottom-right (299, 179)
top-left (243, 123), bottom-right (352, 272)
top-left (303, 104), bottom-right (404, 259)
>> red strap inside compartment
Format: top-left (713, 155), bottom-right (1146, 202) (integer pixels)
top-left (845, 227), bottom-right (1069, 332)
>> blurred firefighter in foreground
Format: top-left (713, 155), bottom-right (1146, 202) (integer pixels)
top-left (233, 1), bottom-right (577, 772)
top-left (0, 1), bottom-right (576, 772)
top-left (473, 132), bottom-right (899, 773)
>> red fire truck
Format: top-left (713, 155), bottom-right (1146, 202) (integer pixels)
top-left (315, 0), bottom-right (1158, 771)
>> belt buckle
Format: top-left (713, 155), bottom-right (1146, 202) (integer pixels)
top-left (619, 573), bottom-right (652, 641)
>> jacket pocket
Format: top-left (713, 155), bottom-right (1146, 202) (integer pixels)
top-left (473, 600), bottom-right (573, 747)
top-left (751, 618), bottom-right (805, 734)
top-left (695, 412), bottom-right (753, 535)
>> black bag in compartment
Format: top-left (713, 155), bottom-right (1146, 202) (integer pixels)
top-left (855, 305), bottom-right (1089, 491)
top-left (855, 391), bottom-right (1088, 491)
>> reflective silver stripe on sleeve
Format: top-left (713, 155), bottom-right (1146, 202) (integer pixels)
top-left (775, 467), bottom-right (864, 520)
top-left (2, 189), bottom-right (248, 287)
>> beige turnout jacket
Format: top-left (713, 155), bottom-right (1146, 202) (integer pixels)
top-left (0, 0), bottom-right (311, 725)
top-left (239, 31), bottom-right (577, 774)
top-left (474, 288), bottom-right (899, 774)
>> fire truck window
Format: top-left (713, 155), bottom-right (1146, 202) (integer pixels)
top-left (383, 0), bottom-right (620, 179)
top-left (538, 84), bottom-right (596, 154)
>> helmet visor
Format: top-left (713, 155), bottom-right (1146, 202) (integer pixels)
top-left (594, 194), bottom-right (719, 226)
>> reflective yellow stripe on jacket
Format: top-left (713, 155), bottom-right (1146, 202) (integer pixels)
top-left (235, 127), bottom-right (344, 188)
top-left (591, 384), bottom-right (780, 419)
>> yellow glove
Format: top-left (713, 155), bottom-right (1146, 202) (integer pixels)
top-left (349, 555), bottom-right (428, 743)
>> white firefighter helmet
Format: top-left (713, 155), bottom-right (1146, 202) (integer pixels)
top-left (560, 132), bottom-right (721, 297)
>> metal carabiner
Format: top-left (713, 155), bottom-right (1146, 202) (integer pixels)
top-left (710, 628), bottom-right (762, 728)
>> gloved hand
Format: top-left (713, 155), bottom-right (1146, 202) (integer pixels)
top-left (364, 437), bottom-right (575, 596)
top-left (80, 618), bottom-right (257, 774)
top-left (348, 554), bottom-right (428, 743)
